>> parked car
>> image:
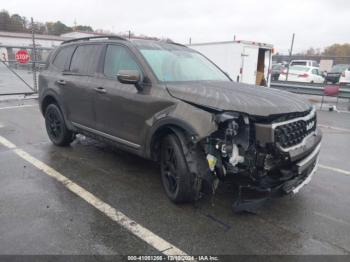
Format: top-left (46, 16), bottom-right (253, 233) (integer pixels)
top-left (39, 36), bottom-right (322, 211)
top-left (271, 63), bottom-right (286, 81)
top-left (326, 64), bottom-right (350, 84)
top-left (290, 60), bottom-right (319, 67)
top-left (279, 66), bottom-right (324, 83)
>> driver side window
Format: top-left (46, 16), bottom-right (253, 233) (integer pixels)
top-left (103, 45), bottom-right (141, 78)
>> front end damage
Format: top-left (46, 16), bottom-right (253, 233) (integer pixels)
top-left (188, 107), bottom-right (322, 212)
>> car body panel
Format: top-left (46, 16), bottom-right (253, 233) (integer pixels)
top-left (165, 80), bottom-right (311, 116)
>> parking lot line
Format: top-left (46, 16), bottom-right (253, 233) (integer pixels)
top-left (319, 164), bottom-right (350, 176)
top-left (0, 135), bottom-right (187, 256)
top-left (0, 104), bottom-right (37, 110)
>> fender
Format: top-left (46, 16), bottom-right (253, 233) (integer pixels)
top-left (144, 116), bottom-right (199, 159)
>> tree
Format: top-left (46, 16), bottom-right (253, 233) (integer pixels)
top-left (75, 25), bottom-right (93, 32)
top-left (323, 44), bottom-right (350, 56)
top-left (46, 21), bottom-right (72, 35)
top-left (0, 10), bottom-right (11, 31)
top-left (8, 14), bottom-right (27, 32)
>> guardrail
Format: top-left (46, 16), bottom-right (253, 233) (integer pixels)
top-left (271, 81), bottom-right (350, 99)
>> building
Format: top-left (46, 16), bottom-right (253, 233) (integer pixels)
top-left (60, 31), bottom-right (101, 38)
top-left (0, 31), bottom-right (68, 49)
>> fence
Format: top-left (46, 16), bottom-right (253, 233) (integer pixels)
top-left (273, 55), bottom-right (350, 65)
top-left (0, 18), bottom-right (56, 96)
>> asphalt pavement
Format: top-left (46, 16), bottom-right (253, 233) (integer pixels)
top-left (0, 98), bottom-right (350, 256)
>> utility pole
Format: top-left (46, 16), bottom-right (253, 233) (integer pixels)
top-left (31, 17), bottom-right (38, 92)
top-left (128, 30), bottom-right (131, 39)
top-left (286, 33), bottom-right (295, 81)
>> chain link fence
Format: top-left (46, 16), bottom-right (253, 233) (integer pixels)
top-left (0, 18), bottom-right (56, 96)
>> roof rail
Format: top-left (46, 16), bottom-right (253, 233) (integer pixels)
top-left (61, 35), bottom-right (127, 45)
top-left (164, 39), bottom-right (187, 48)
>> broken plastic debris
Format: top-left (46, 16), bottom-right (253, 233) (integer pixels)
top-left (207, 154), bottom-right (217, 171)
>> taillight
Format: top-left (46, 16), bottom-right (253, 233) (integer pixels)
top-left (298, 73), bottom-right (309, 78)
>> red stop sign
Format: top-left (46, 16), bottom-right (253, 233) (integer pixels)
top-left (15, 50), bottom-right (30, 64)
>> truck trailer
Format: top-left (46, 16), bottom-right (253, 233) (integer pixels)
top-left (189, 40), bottom-right (274, 87)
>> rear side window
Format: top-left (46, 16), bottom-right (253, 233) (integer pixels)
top-left (52, 46), bottom-right (75, 70)
top-left (103, 45), bottom-right (140, 78)
top-left (291, 61), bottom-right (306, 66)
top-left (70, 44), bottom-right (102, 75)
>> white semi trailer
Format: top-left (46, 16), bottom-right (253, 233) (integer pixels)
top-left (189, 40), bottom-right (274, 87)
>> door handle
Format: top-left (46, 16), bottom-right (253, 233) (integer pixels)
top-left (94, 87), bottom-right (106, 94)
top-left (56, 79), bottom-right (66, 86)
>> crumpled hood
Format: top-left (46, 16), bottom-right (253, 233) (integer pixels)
top-left (166, 81), bottom-right (311, 117)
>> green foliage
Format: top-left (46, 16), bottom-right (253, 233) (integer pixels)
top-left (0, 10), bottom-right (27, 32)
top-left (46, 21), bottom-right (73, 35)
top-left (323, 44), bottom-right (350, 56)
top-left (75, 25), bottom-right (93, 32)
top-left (0, 9), bottom-right (94, 36)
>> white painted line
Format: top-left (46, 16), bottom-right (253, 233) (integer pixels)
top-left (0, 104), bottom-right (37, 110)
top-left (319, 164), bottom-right (350, 176)
top-left (0, 135), bottom-right (187, 256)
top-left (318, 124), bottom-right (350, 133)
top-left (0, 136), bottom-right (16, 149)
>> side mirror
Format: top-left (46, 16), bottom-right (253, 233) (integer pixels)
top-left (117, 70), bottom-right (140, 85)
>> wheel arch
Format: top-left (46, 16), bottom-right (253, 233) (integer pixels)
top-left (145, 118), bottom-right (198, 161)
top-left (40, 91), bottom-right (73, 130)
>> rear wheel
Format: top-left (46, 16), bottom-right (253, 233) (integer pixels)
top-left (160, 134), bottom-right (195, 203)
top-left (45, 104), bottom-right (74, 146)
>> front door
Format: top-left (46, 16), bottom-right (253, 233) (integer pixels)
top-left (94, 44), bottom-right (147, 147)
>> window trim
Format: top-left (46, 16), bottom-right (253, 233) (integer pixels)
top-left (100, 43), bottom-right (145, 81)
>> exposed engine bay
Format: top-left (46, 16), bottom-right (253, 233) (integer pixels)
top-left (195, 108), bottom-right (322, 212)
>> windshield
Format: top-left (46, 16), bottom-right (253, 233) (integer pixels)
top-left (331, 64), bottom-right (350, 73)
top-left (133, 40), bottom-right (230, 82)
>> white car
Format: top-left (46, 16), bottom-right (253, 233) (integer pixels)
top-left (290, 60), bottom-right (319, 67)
top-left (339, 67), bottom-right (350, 85)
top-left (279, 66), bottom-right (325, 83)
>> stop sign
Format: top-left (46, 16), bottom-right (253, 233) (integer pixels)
top-left (15, 50), bottom-right (30, 64)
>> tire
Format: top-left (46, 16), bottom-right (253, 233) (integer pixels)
top-left (160, 134), bottom-right (195, 203)
top-left (44, 104), bottom-right (74, 146)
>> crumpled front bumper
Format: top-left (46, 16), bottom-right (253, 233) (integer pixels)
top-left (232, 132), bottom-right (322, 213)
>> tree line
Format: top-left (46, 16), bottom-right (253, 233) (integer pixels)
top-left (304, 44), bottom-right (350, 57)
top-left (0, 10), bottom-right (93, 35)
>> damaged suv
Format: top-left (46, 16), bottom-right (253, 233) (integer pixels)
top-left (39, 36), bottom-right (322, 211)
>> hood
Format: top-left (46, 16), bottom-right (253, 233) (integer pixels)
top-left (166, 81), bottom-right (311, 117)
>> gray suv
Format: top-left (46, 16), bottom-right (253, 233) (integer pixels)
top-left (39, 36), bottom-right (322, 211)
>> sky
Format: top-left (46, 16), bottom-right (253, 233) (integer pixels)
top-left (1, 0), bottom-right (350, 54)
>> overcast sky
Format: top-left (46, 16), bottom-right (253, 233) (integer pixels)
top-left (2, 0), bottom-right (349, 53)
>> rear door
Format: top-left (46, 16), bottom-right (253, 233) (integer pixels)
top-left (60, 44), bottom-right (103, 129)
top-left (241, 46), bottom-right (258, 85)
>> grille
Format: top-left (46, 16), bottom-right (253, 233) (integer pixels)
top-left (274, 114), bottom-right (316, 148)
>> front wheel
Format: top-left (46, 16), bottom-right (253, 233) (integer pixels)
top-left (160, 134), bottom-right (195, 203)
top-left (45, 104), bottom-right (74, 146)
